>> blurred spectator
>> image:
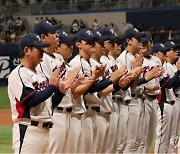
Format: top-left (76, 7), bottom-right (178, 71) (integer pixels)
top-left (79, 19), bottom-right (86, 29)
top-left (40, 16), bottom-right (44, 21)
top-left (34, 17), bottom-right (39, 26)
top-left (149, 26), bottom-right (156, 40)
top-left (137, 22), bottom-right (144, 32)
top-left (104, 24), bottom-right (108, 28)
top-left (15, 17), bottom-right (22, 34)
top-left (71, 19), bottom-right (80, 34)
top-left (92, 19), bottom-right (100, 30)
top-left (58, 20), bottom-right (63, 29)
top-left (51, 17), bottom-right (57, 25)
top-left (159, 25), bottom-right (167, 40)
top-left (45, 16), bottom-right (51, 23)
top-left (109, 22), bottom-right (116, 32)
top-left (124, 20), bottom-right (133, 31)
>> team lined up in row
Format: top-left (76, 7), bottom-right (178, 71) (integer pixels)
top-left (8, 20), bottom-right (180, 153)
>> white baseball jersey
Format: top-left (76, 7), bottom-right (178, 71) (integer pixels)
top-left (100, 55), bottom-right (115, 113)
top-left (107, 55), bottom-right (124, 98)
top-left (69, 55), bottom-right (91, 114)
top-left (163, 62), bottom-right (176, 102)
top-left (171, 64), bottom-right (180, 95)
top-left (8, 65), bottom-right (52, 123)
top-left (116, 50), bottom-right (132, 100)
top-left (36, 52), bottom-right (74, 108)
top-left (36, 52), bottom-right (66, 79)
top-left (142, 56), bottom-right (162, 95)
top-left (57, 63), bottom-right (75, 108)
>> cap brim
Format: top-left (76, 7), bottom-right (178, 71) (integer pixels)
top-left (99, 36), bottom-right (109, 43)
top-left (141, 38), bottom-right (150, 43)
top-left (76, 35), bottom-right (95, 42)
top-left (109, 35), bottom-right (118, 40)
top-left (48, 24), bottom-right (61, 32)
top-left (61, 36), bottom-right (75, 43)
top-left (135, 32), bottom-right (145, 39)
top-left (33, 41), bottom-right (50, 48)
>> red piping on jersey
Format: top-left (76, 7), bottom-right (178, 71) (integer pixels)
top-left (15, 97), bottom-right (25, 118)
top-left (21, 90), bottom-right (36, 104)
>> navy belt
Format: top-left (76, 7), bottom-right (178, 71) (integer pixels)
top-left (86, 106), bottom-right (100, 112)
top-left (131, 94), bottom-right (143, 98)
top-left (57, 107), bottom-right (72, 113)
top-left (112, 96), bottom-right (130, 105)
top-left (165, 101), bottom-right (175, 105)
top-left (175, 94), bottom-right (180, 97)
top-left (31, 121), bottom-right (53, 129)
top-left (147, 95), bottom-right (158, 100)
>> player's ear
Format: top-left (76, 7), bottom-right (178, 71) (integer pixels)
top-left (126, 38), bottom-right (131, 45)
top-left (76, 42), bottom-right (81, 49)
top-left (41, 34), bottom-right (46, 42)
top-left (24, 47), bottom-right (30, 55)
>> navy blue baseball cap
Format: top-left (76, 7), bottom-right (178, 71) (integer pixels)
top-left (92, 30), bottom-right (108, 43)
top-left (99, 27), bottom-right (118, 40)
top-left (32, 20), bottom-right (61, 36)
top-left (151, 43), bottom-right (168, 54)
top-left (57, 31), bottom-right (75, 43)
top-left (141, 31), bottom-right (152, 43)
top-left (164, 41), bottom-right (180, 51)
top-left (123, 28), bottom-right (145, 40)
top-left (76, 29), bottom-right (95, 42)
top-left (19, 33), bottom-right (50, 51)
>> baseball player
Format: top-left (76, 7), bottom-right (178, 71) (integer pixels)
top-left (47, 30), bottom-right (76, 153)
top-left (67, 29), bottom-right (110, 153)
top-left (8, 33), bottom-right (66, 153)
top-left (164, 42), bottom-right (180, 153)
top-left (116, 28), bottom-right (144, 153)
top-left (91, 29), bottom-right (135, 153)
top-left (32, 20), bottom-right (79, 153)
top-left (137, 33), bottom-right (165, 153)
top-left (154, 42), bottom-right (180, 153)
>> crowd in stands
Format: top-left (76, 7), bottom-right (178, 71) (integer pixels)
top-left (0, 14), bottom-right (26, 43)
top-left (0, 15), bottom-right (180, 43)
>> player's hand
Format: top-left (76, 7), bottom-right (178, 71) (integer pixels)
top-left (145, 85), bottom-right (160, 92)
top-left (49, 68), bottom-right (61, 87)
top-left (110, 65), bottom-right (127, 82)
top-left (144, 66), bottom-right (163, 81)
top-left (67, 66), bottom-right (80, 80)
top-left (59, 75), bottom-right (76, 93)
top-left (91, 64), bottom-right (106, 79)
top-left (129, 66), bottom-right (143, 80)
top-left (75, 73), bottom-right (95, 85)
top-left (176, 58), bottom-right (180, 70)
top-left (118, 73), bottom-right (132, 88)
top-left (132, 54), bottom-right (143, 68)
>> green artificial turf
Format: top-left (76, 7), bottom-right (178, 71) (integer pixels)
top-left (0, 87), bottom-right (10, 109)
top-left (0, 125), bottom-right (13, 153)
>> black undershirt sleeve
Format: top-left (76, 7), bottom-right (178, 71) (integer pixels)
top-left (22, 84), bottom-right (64, 108)
top-left (85, 78), bottom-right (112, 94)
top-left (137, 77), bottom-right (147, 86)
top-left (164, 70), bottom-right (180, 89)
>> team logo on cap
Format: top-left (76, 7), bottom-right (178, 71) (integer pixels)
top-left (46, 21), bottom-right (52, 25)
top-left (170, 41), bottom-right (175, 45)
top-left (63, 32), bottom-right (67, 36)
top-left (37, 35), bottom-right (41, 41)
top-left (86, 30), bottom-right (93, 36)
top-left (159, 44), bottom-right (164, 47)
top-left (96, 31), bottom-right (102, 36)
top-left (110, 29), bottom-right (117, 36)
top-left (134, 28), bottom-right (139, 32)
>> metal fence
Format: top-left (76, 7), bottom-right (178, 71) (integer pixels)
top-left (0, 0), bottom-right (179, 16)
